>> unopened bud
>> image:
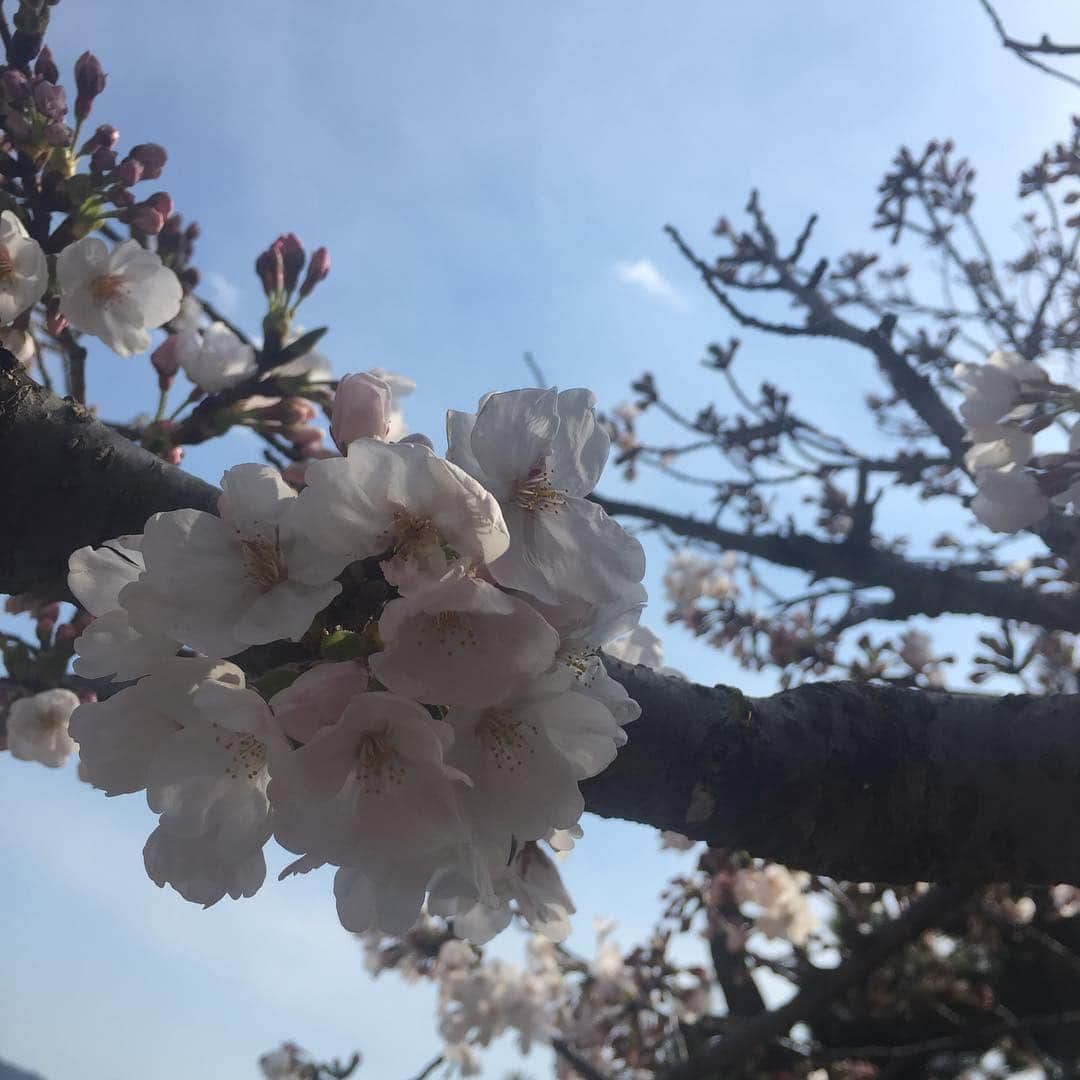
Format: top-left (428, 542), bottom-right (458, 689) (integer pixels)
top-left (298, 246), bottom-right (329, 298)
top-left (108, 187), bottom-right (135, 208)
top-left (165, 446), bottom-right (184, 466)
top-left (279, 232), bottom-right (305, 293)
top-left (331, 372), bottom-right (393, 450)
top-left (43, 120), bottom-right (70, 147)
top-left (290, 424), bottom-right (325, 449)
top-left (2, 111), bottom-right (30, 141)
top-left (128, 142), bottom-right (166, 179)
top-left (34, 44), bottom-right (58, 83)
top-left (54, 623), bottom-right (77, 644)
top-left (146, 191), bottom-right (173, 219)
top-left (255, 242), bottom-right (284, 297)
top-left (184, 221), bottom-right (200, 243)
top-left (83, 123), bottom-right (118, 151)
top-left (124, 203), bottom-right (164, 235)
top-left (151, 335), bottom-right (181, 389)
top-left (32, 79), bottom-right (66, 121)
top-left (89, 146), bottom-right (115, 174)
top-left (116, 157), bottom-right (142, 186)
top-left (1, 70), bottom-right (30, 105)
top-left (74, 51), bottom-right (105, 99)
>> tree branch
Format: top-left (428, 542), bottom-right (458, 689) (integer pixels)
top-left (661, 884), bottom-right (971, 1079)
top-left (9, 359), bottom-right (1080, 882)
top-left (595, 494), bottom-right (1080, 632)
top-left (0, 353), bottom-right (218, 596)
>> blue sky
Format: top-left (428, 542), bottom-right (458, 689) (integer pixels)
top-left (3, 1), bottom-right (1079, 1077)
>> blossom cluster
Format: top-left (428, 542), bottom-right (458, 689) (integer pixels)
top-left (64, 385), bottom-right (647, 942)
top-left (956, 350), bottom-right (1080, 533)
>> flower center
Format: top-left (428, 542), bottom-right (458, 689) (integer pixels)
top-left (478, 709), bottom-right (536, 772)
top-left (90, 273), bottom-right (126, 304)
top-left (354, 731), bottom-right (405, 794)
top-left (422, 611), bottom-right (477, 656)
top-left (515, 461), bottom-right (564, 513)
top-left (214, 729), bottom-right (266, 781)
top-left (239, 529), bottom-right (288, 591)
top-left (391, 510), bottom-right (440, 557)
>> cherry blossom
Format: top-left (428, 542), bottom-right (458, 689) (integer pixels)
top-left (371, 569), bottom-right (560, 707)
top-left (299, 439), bottom-right (509, 588)
top-left (5, 688), bottom-right (79, 767)
top-left (122, 464), bottom-right (347, 657)
top-left (176, 321), bottom-right (257, 391)
top-left (970, 463), bottom-right (1050, 532)
top-left (447, 388), bottom-right (645, 608)
top-left (57, 235), bottom-right (182, 356)
top-left (0, 209), bottom-right (47, 324)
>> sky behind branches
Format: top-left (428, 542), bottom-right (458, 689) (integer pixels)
top-left (2, 1), bottom-right (1079, 1077)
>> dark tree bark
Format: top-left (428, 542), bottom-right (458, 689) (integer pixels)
top-left (0, 353), bottom-right (218, 596)
top-left (5, 356), bottom-right (1080, 884)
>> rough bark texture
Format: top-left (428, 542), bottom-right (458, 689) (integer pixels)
top-left (0, 354), bottom-right (218, 596)
top-left (591, 660), bottom-right (1080, 882)
top-left (4, 363), bottom-right (1080, 883)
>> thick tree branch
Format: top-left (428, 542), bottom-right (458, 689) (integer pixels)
top-left (8, 360), bottom-right (1080, 882)
top-left (589, 660), bottom-right (1080, 882)
top-left (0, 353), bottom-right (218, 596)
top-left (596, 494), bottom-right (1080, 632)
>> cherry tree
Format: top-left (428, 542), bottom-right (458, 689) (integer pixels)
top-left (6, 1), bottom-right (1080, 1077)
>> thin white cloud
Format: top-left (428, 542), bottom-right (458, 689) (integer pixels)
top-left (203, 270), bottom-right (241, 316)
top-left (612, 258), bottom-right (686, 309)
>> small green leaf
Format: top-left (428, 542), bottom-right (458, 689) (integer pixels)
top-left (320, 629), bottom-right (366, 662)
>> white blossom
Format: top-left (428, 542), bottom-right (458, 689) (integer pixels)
top-left (57, 235), bottom-right (182, 356)
top-left (5, 688), bottom-right (79, 767)
top-left (299, 439), bottom-right (509, 589)
top-left (122, 464), bottom-right (347, 657)
top-left (0, 209), bottom-right (47, 324)
top-left (733, 863), bottom-right (817, 947)
top-left (447, 388), bottom-right (645, 608)
top-left (371, 568), bottom-right (560, 707)
top-left (177, 321), bottom-right (257, 391)
top-left (971, 464), bottom-right (1050, 533)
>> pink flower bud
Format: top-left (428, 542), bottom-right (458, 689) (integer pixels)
top-left (109, 187), bottom-right (135, 208)
top-left (74, 51), bottom-right (106, 100)
top-left (289, 424), bottom-right (325, 450)
top-left (44, 120), bottom-right (71, 147)
top-left (331, 372), bottom-right (393, 450)
top-left (32, 80), bottom-right (65, 121)
top-left (35, 45), bottom-right (58, 83)
top-left (117, 158), bottom-right (143, 187)
top-left (54, 623), bottom-right (77, 644)
top-left (165, 446), bottom-right (184, 466)
top-left (2, 111), bottom-right (30, 142)
top-left (124, 203), bottom-right (164, 235)
top-left (146, 191), bottom-right (173, 219)
top-left (129, 142), bottom-right (166, 179)
top-left (89, 146), bottom-right (115, 174)
top-left (255, 242), bottom-right (284, 297)
top-left (279, 232), bottom-right (305, 294)
top-left (298, 246), bottom-right (329, 298)
top-left (1, 70), bottom-right (29, 105)
top-left (151, 334), bottom-right (182, 389)
top-left (83, 123), bottom-right (118, 152)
